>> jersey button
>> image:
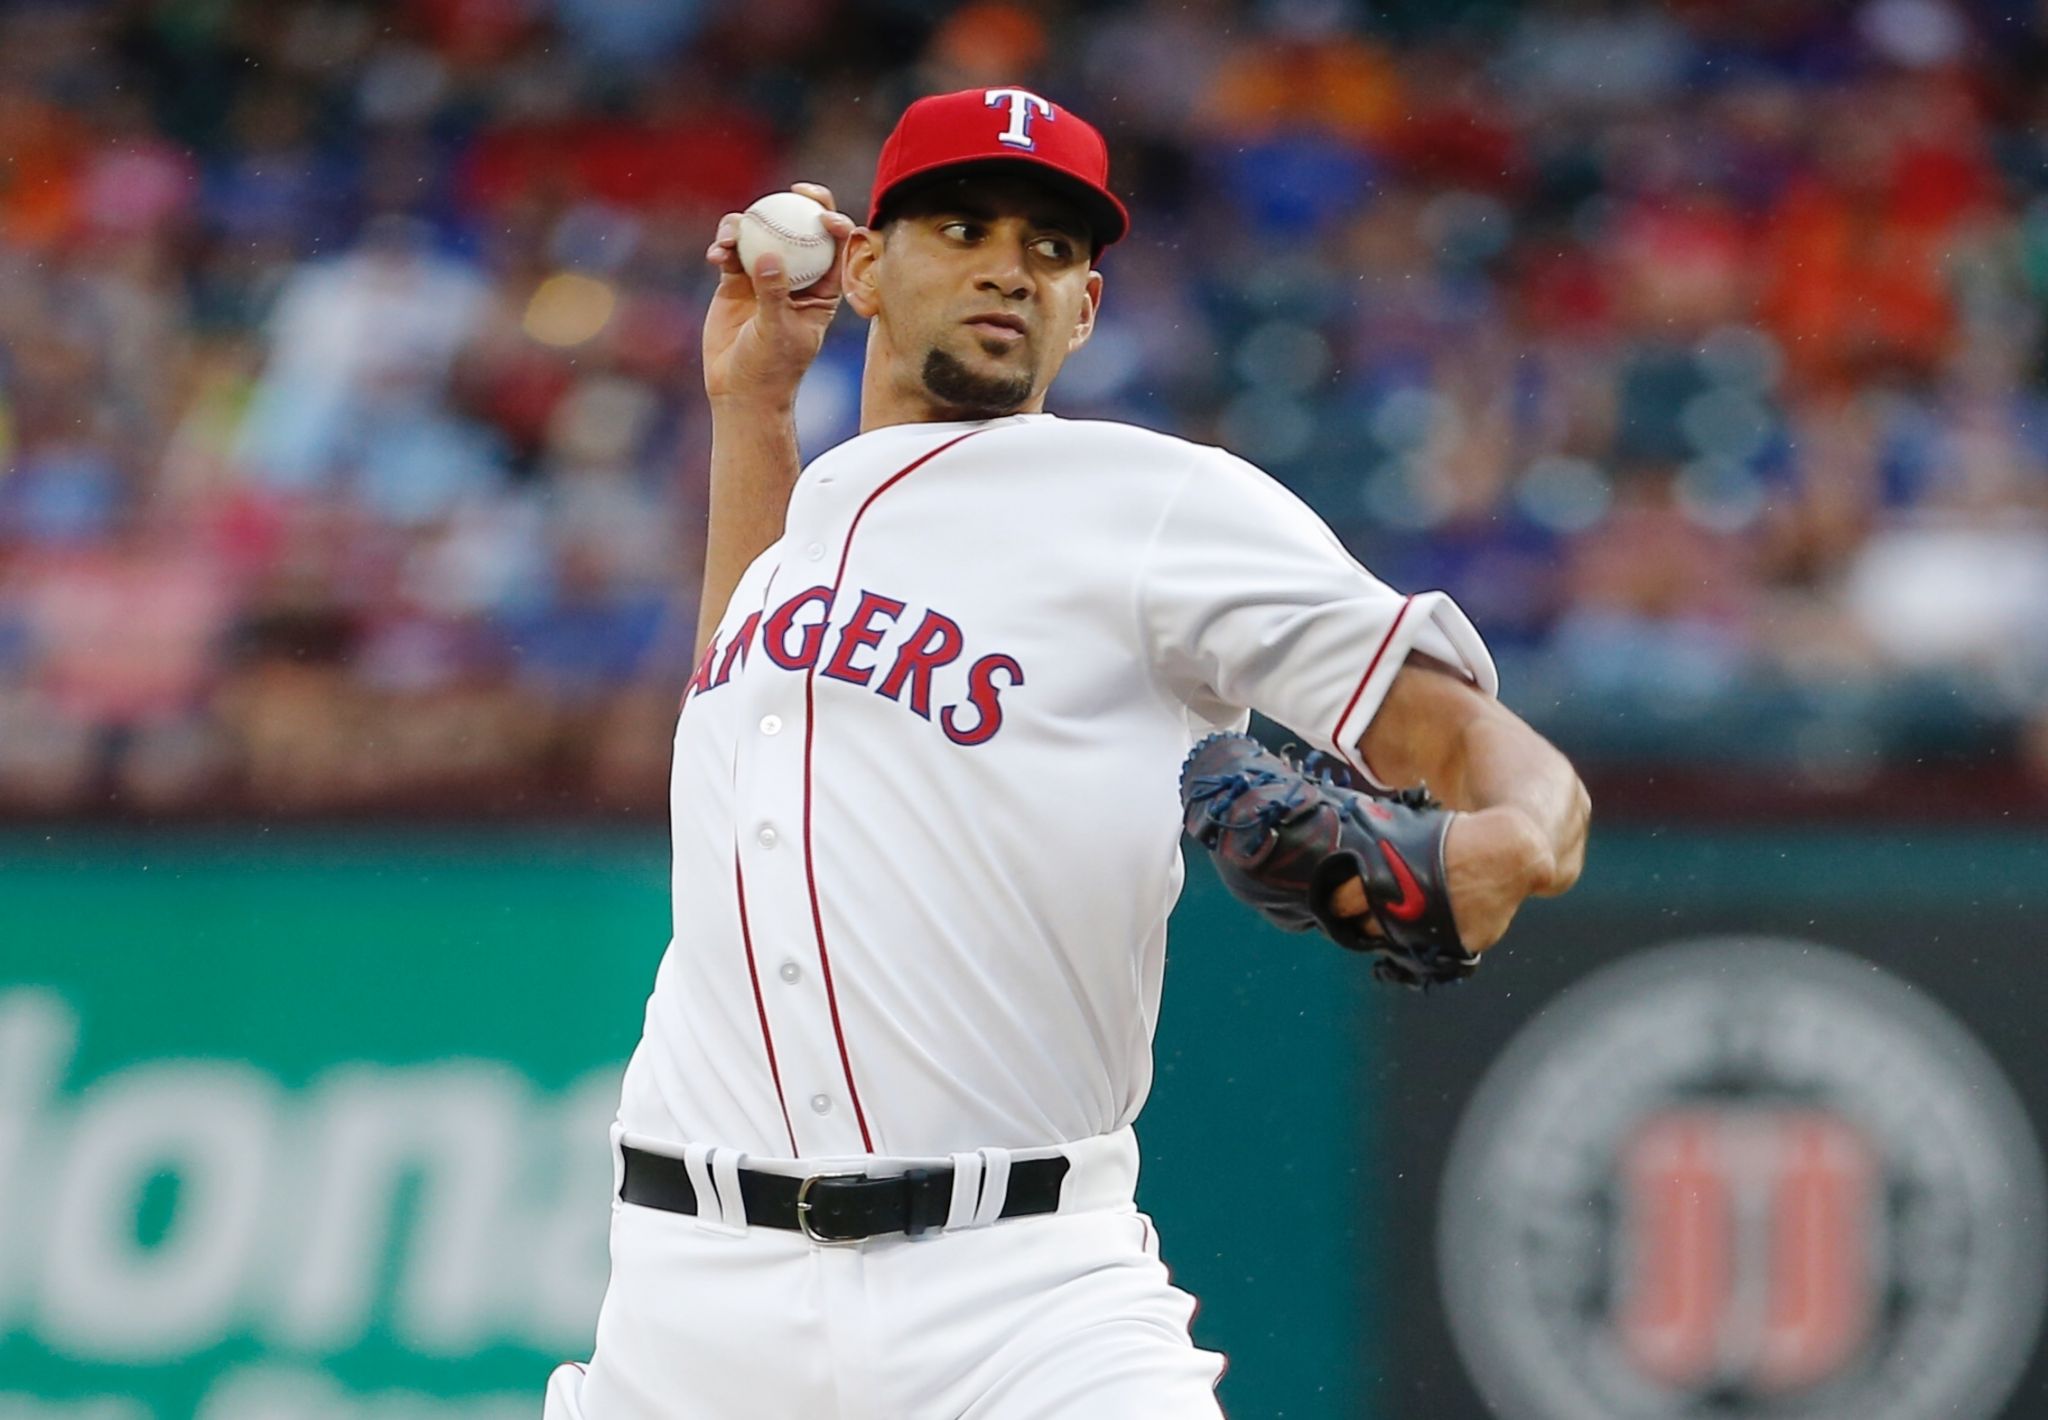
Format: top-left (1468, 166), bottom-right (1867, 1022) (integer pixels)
top-left (809, 1094), bottom-right (832, 1115)
top-left (759, 714), bottom-right (782, 736)
top-left (804, 542), bottom-right (825, 562)
top-left (779, 960), bottom-right (801, 984)
top-left (757, 825), bottom-right (778, 848)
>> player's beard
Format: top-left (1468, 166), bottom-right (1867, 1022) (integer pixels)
top-left (921, 346), bottom-right (1033, 420)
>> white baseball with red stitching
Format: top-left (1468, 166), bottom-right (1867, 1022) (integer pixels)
top-left (737, 191), bottom-right (837, 290)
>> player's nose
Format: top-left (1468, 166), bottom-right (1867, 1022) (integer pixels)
top-left (971, 233), bottom-right (1033, 300)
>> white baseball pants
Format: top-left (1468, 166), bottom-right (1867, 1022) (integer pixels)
top-left (544, 1131), bottom-right (1226, 1419)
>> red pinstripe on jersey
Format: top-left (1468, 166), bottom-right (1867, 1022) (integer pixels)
top-left (801, 428), bottom-right (986, 1151)
top-left (732, 848), bottom-right (800, 1154)
top-left (727, 572), bottom-right (800, 1154)
top-left (1331, 593), bottom-right (1414, 771)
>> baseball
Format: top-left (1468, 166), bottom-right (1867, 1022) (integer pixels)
top-left (736, 191), bottom-right (838, 290)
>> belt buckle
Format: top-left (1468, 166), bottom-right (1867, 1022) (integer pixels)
top-left (795, 1172), bottom-right (868, 1246)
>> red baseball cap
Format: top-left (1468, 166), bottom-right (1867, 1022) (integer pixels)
top-left (868, 87), bottom-right (1130, 249)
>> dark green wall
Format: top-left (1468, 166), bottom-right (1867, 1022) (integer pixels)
top-left (0, 828), bottom-right (1371, 1419)
top-left (7, 826), bottom-right (2043, 1420)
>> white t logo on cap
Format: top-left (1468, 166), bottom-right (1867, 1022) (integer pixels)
top-left (985, 89), bottom-right (1055, 151)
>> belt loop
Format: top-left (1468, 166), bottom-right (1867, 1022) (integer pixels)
top-left (711, 1149), bottom-right (749, 1231)
top-left (683, 1144), bottom-right (742, 1236)
top-left (945, 1151), bottom-right (986, 1231)
top-left (972, 1147), bottom-right (1012, 1229)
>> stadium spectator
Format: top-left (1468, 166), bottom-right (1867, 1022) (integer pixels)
top-left (3, 0), bottom-right (2047, 814)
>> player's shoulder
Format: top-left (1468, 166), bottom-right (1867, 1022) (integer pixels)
top-left (1004, 415), bottom-right (1257, 486)
top-left (1002, 417), bottom-right (1324, 535)
top-left (1046, 419), bottom-right (1308, 504)
top-left (1004, 414), bottom-right (1204, 459)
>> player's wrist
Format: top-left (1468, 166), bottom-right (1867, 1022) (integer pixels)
top-left (709, 386), bottom-right (798, 419)
top-left (1455, 807), bottom-right (1552, 897)
top-left (1485, 806), bottom-right (1557, 896)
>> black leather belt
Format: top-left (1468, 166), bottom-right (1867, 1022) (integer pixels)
top-left (619, 1144), bottom-right (1071, 1244)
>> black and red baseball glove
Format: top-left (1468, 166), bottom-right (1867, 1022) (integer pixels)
top-left (1178, 732), bottom-right (1477, 989)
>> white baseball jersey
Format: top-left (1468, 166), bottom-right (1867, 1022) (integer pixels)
top-left (615, 413), bottom-right (1496, 1162)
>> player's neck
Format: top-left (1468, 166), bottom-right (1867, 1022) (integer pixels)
top-left (857, 402), bottom-right (1046, 434)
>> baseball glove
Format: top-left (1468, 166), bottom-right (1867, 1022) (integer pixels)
top-left (1178, 732), bottom-right (1477, 989)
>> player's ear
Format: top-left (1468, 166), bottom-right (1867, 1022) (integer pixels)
top-left (1065, 270), bottom-right (1103, 354)
top-left (843, 227), bottom-right (884, 319)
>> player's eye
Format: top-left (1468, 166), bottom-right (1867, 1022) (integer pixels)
top-left (939, 220), bottom-right (979, 242)
top-left (1033, 236), bottom-right (1074, 262)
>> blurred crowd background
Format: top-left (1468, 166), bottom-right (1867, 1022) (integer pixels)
top-left (3, 0), bottom-right (2047, 816)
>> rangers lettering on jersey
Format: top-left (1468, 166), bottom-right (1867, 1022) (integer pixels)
top-left (684, 586), bottom-right (1025, 744)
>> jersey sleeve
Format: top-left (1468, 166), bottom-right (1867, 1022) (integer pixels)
top-left (1135, 448), bottom-right (1498, 785)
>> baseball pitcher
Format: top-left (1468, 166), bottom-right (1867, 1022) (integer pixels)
top-left (546, 87), bottom-right (1590, 1419)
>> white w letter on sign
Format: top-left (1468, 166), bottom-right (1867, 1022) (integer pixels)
top-left (985, 89), bottom-right (1054, 150)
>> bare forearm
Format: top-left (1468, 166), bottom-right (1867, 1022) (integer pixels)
top-left (1360, 662), bottom-right (1590, 900)
top-left (1450, 709), bottom-right (1590, 895)
top-left (697, 394), bottom-right (801, 655)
